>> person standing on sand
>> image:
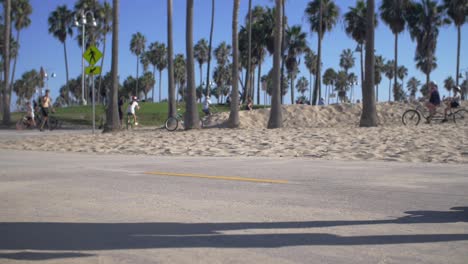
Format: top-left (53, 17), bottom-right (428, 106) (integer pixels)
top-left (425, 81), bottom-right (441, 123)
top-left (39, 89), bottom-right (53, 131)
top-left (127, 96), bottom-right (140, 125)
top-left (203, 95), bottom-right (212, 116)
top-left (118, 96), bottom-right (124, 125)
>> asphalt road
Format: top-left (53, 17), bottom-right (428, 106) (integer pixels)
top-left (0, 149), bottom-right (467, 264)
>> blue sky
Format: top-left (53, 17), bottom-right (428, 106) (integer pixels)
top-left (5, 0), bottom-right (468, 107)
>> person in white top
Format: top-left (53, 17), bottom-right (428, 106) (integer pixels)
top-left (127, 96), bottom-right (140, 125)
top-left (203, 96), bottom-right (212, 116)
top-left (25, 101), bottom-right (36, 127)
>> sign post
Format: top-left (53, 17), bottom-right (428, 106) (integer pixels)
top-left (83, 45), bottom-right (103, 134)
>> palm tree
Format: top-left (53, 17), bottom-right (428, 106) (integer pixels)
top-left (384, 59), bottom-right (395, 101)
top-left (214, 42), bottom-right (232, 67)
top-left (268, 0), bottom-right (283, 129)
top-left (48, 5), bottom-right (73, 86)
top-left (130, 32), bottom-right (146, 96)
top-left (305, 0), bottom-right (340, 105)
top-left (184, 0), bottom-right (199, 129)
top-left (444, 76), bottom-right (455, 96)
top-left (296, 76), bottom-right (309, 97)
top-left (103, 0), bottom-right (120, 132)
top-left (194, 39), bottom-right (208, 87)
top-left (380, 0), bottom-right (410, 105)
top-left (397, 65), bottom-right (408, 91)
top-left (359, 0), bottom-right (378, 127)
top-left (140, 53), bottom-right (151, 100)
top-left (140, 71), bottom-right (155, 100)
top-left (2, 0), bottom-right (11, 125)
top-left (174, 54), bottom-right (186, 102)
top-left (443, 0), bottom-right (467, 88)
top-left (406, 0), bottom-right (447, 88)
top-left (285, 25), bottom-right (307, 104)
top-left (97, 1), bottom-right (112, 102)
top-left (304, 48), bottom-right (317, 103)
top-left (374, 55), bottom-right (385, 101)
top-left (228, 0), bottom-right (240, 128)
top-left (148, 42), bottom-right (167, 102)
top-left (9, 0), bottom-right (32, 85)
top-left (74, 0), bottom-right (103, 48)
top-left (406, 76), bottom-right (421, 100)
top-left (339, 49), bottom-right (355, 100)
top-left (323, 68), bottom-right (336, 104)
top-left (205, 0), bottom-right (215, 98)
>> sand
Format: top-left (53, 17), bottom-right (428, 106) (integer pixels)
top-left (0, 102), bottom-right (467, 164)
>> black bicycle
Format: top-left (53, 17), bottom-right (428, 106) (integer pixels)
top-left (164, 109), bottom-right (208, 131)
top-left (402, 104), bottom-right (467, 126)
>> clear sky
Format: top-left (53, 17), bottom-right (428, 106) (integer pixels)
top-left (5, 0), bottom-right (468, 107)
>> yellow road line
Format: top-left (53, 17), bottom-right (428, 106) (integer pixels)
top-left (144, 171), bottom-right (288, 184)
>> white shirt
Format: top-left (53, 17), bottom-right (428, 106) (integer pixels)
top-left (127, 101), bottom-right (139, 114)
top-left (203, 98), bottom-right (211, 110)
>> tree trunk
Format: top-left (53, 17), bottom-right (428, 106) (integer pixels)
top-left (290, 76), bottom-right (295, 104)
top-left (359, 47), bottom-right (364, 88)
top-left (158, 69), bottom-right (162, 102)
top-left (312, 0), bottom-right (322, 106)
top-left (135, 55), bottom-right (139, 96)
top-left (2, 0), bottom-right (11, 125)
top-left (388, 78), bottom-right (391, 102)
top-left (244, 0), bottom-right (252, 104)
top-left (184, 0), bottom-right (199, 129)
top-left (9, 30), bottom-right (20, 87)
top-left (103, 0), bottom-right (120, 132)
top-left (205, 0), bottom-right (215, 97)
top-left (376, 85), bottom-right (378, 102)
top-left (309, 73), bottom-right (312, 103)
top-left (167, 0), bottom-right (176, 118)
top-left (199, 63), bottom-right (203, 88)
top-left (98, 35), bottom-right (106, 104)
top-left (256, 62), bottom-right (261, 104)
top-left (267, 0), bottom-right (283, 129)
top-left (63, 41), bottom-right (70, 104)
top-left (152, 66), bottom-right (156, 102)
top-left (393, 33), bottom-right (398, 102)
top-left (359, 0), bottom-right (378, 127)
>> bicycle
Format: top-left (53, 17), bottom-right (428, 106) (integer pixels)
top-left (164, 109), bottom-right (207, 131)
top-left (402, 104), bottom-right (467, 126)
top-left (35, 112), bottom-right (60, 130)
top-left (15, 115), bottom-right (36, 130)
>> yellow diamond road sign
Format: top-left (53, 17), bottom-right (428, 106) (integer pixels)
top-left (83, 45), bottom-right (102, 66)
top-left (85, 66), bottom-right (102, 75)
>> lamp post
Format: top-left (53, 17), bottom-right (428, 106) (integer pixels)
top-left (74, 10), bottom-right (97, 106)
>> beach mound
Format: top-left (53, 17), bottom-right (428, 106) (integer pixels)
top-left (208, 102), bottom-right (450, 129)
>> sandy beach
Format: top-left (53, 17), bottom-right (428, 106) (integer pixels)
top-left (0, 102), bottom-right (467, 164)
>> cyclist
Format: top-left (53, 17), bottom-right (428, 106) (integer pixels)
top-left (425, 81), bottom-right (441, 123)
top-left (127, 96), bottom-right (140, 125)
top-left (39, 89), bottom-right (53, 131)
top-left (442, 86), bottom-right (461, 122)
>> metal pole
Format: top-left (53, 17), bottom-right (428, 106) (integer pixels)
top-left (92, 73), bottom-right (95, 134)
top-left (81, 21), bottom-right (86, 105)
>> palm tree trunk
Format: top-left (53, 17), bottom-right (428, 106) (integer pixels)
top-left (290, 76), bottom-right (295, 104)
top-left (359, 0), bottom-right (377, 127)
top-left (205, 0), bottom-right (215, 97)
top-left (152, 66), bottom-right (156, 101)
top-left (9, 30), bottom-right (20, 87)
top-left (98, 35), bottom-right (107, 104)
top-left (244, 0), bottom-right (252, 104)
top-left (2, 0), bottom-right (11, 125)
top-left (256, 62), bottom-right (261, 104)
top-left (167, 0), bottom-right (176, 118)
top-left (376, 85), bottom-right (378, 102)
top-left (393, 33), bottom-right (398, 102)
top-left (456, 25), bottom-right (460, 87)
top-left (135, 55), bottom-right (139, 96)
top-left (63, 41), bottom-right (70, 105)
top-left (185, 0), bottom-right (199, 129)
top-left (199, 63), bottom-right (203, 88)
top-left (103, 0), bottom-right (120, 132)
top-left (388, 79), bottom-right (392, 102)
top-left (158, 69), bottom-right (162, 102)
top-left (312, 0), bottom-right (322, 106)
top-left (309, 73), bottom-right (312, 103)
top-left (360, 47), bottom-right (364, 87)
top-left (267, 0), bottom-right (283, 129)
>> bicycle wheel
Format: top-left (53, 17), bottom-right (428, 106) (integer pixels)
top-left (402, 110), bottom-right (421, 126)
top-left (16, 119), bottom-right (26, 130)
top-left (48, 117), bottom-right (59, 130)
top-left (165, 117), bottom-right (179, 131)
top-left (453, 109), bottom-right (468, 126)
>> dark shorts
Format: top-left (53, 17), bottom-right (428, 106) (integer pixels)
top-left (41, 107), bottom-right (49, 117)
top-left (203, 109), bottom-right (210, 115)
top-left (451, 101), bottom-right (459, 108)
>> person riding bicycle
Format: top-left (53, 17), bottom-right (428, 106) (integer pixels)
top-left (425, 81), bottom-right (441, 123)
top-left (442, 85), bottom-right (461, 122)
top-left (203, 95), bottom-right (212, 116)
top-left (127, 96), bottom-right (140, 125)
top-left (39, 89), bottom-right (54, 131)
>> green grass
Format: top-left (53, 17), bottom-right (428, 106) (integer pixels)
top-left (7, 102), bottom-right (232, 127)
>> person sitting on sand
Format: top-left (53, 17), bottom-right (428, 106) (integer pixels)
top-left (425, 81), bottom-right (441, 122)
top-left (246, 97), bottom-right (253, 111)
top-left (442, 86), bottom-right (461, 122)
top-left (127, 96), bottom-right (140, 125)
top-left (203, 95), bottom-right (212, 116)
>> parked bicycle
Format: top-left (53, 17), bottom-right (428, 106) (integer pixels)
top-left (165, 109), bottom-right (209, 131)
top-left (402, 104), bottom-right (467, 126)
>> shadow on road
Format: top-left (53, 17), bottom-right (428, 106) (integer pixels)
top-left (1, 207), bottom-right (467, 260)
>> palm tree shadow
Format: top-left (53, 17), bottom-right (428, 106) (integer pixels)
top-left (0, 207), bottom-right (466, 260)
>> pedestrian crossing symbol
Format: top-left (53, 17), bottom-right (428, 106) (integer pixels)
top-left (83, 45), bottom-right (102, 66)
top-left (85, 66), bottom-right (102, 75)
